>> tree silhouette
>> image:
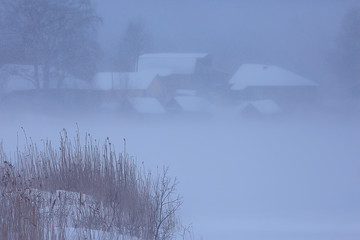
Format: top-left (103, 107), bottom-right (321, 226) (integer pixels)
top-left (118, 19), bottom-right (150, 72)
top-left (0, 0), bottom-right (101, 88)
top-left (334, 8), bottom-right (360, 95)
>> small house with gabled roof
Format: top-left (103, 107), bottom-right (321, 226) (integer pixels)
top-left (137, 53), bottom-right (215, 92)
top-left (93, 70), bottom-right (170, 99)
top-left (230, 64), bottom-right (318, 109)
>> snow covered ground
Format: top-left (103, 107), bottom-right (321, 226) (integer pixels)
top-left (1, 113), bottom-right (360, 240)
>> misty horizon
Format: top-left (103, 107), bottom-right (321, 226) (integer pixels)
top-left (95, 0), bottom-right (359, 83)
top-left (1, 1), bottom-right (360, 239)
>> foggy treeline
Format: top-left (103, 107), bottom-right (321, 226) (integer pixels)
top-left (0, 0), bottom-right (100, 86)
top-left (0, 0), bottom-right (359, 118)
top-left (0, 1), bottom-right (360, 240)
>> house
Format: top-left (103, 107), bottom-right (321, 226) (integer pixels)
top-left (137, 53), bottom-right (215, 92)
top-left (230, 64), bottom-right (318, 109)
top-left (237, 99), bottom-right (282, 117)
top-left (93, 71), bottom-right (171, 113)
top-left (93, 70), bottom-right (170, 99)
top-left (138, 53), bottom-right (211, 75)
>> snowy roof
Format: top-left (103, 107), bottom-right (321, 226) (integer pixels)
top-left (129, 97), bottom-right (166, 114)
top-left (238, 100), bottom-right (282, 115)
top-left (230, 64), bottom-right (317, 90)
top-left (94, 70), bottom-right (170, 90)
top-left (137, 53), bottom-right (209, 74)
top-left (174, 96), bottom-right (210, 113)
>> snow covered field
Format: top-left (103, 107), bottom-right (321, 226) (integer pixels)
top-left (1, 113), bottom-right (360, 240)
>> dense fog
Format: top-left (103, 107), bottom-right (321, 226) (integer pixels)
top-left (1, 0), bottom-right (360, 239)
top-left (2, 115), bottom-right (360, 240)
top-left (96, 0), bottom-right (358, 82)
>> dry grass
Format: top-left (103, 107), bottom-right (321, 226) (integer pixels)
top-left (0, 129), bottom-right (182, 240)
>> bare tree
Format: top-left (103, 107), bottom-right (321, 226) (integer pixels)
top-left (118, 19), bottom-right (150, 71)
top-left (333, 8), bottom-right (360, 95)
top-left (152, 167), bottom-right (182, 240)
top-left (0, 0), bottom-right (101, 88)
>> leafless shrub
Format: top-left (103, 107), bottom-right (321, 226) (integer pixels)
top-left (0, 129), bottom-right (182, 239)
top-left (0, 156), bottom-right (46, 239)
top-left (152, 167), bottom-right (182, 240)
top-left (179, 224), bottom-right (201, 240)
